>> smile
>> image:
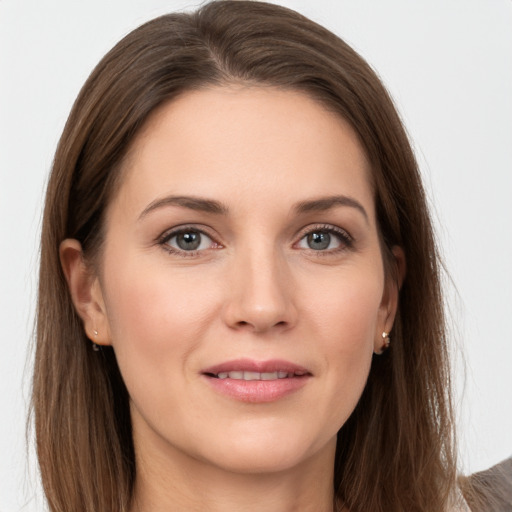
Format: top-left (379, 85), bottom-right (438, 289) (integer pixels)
top-left (214, 370), bottom-right (307, 380)
top-left (202, 359), bottom-right (311, 403)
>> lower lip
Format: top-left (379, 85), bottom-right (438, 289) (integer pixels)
top-left (204, 375), bottom-right (310, 403)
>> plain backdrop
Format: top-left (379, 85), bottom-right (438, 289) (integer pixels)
top-left (1, 0), bottom-right (511, 510)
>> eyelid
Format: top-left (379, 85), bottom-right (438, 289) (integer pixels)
top-left (294, 223), bottom-right (354, 251)
top-left (157, 224), bottom-right (222, 255)
top-left (155, 223), bottom-right (353, 256)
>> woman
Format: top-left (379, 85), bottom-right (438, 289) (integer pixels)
top-left (33, 1), bottom-right (464, 510)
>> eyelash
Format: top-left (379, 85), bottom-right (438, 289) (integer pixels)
top-left (295, 224), bottom-right (354, 255)
top-left (157, 223), bottom-right (354, 257)
top-left (157, 225), bottom-right (219, 258)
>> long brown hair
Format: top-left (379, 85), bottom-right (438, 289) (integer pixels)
top-left (33, 1), bottom-right (457, 510)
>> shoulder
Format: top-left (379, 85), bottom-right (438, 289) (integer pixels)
top-left (458, 456), bottom-right (512, 512)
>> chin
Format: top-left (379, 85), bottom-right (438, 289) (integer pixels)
top-left (194, 427), bottom-right (333, 475)
top-left (208, 450), bottom-right (310, 475)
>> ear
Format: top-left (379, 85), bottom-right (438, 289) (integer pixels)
top-left (59, 239), bottom-right (111, 346)
top-left (374, 245), bottom-right (406, 354)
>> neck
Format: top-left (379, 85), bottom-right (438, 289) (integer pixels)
top-left (130, 432), bottom-right (336, 512)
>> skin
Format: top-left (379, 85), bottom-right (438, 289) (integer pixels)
top-left (61, 87), bottom-right (403, 512)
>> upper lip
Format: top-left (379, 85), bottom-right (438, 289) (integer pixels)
top-left (202, 358), bottom-right (311, 376)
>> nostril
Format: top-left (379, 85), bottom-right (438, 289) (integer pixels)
top-left (233, 319), bottom-right (288, 332)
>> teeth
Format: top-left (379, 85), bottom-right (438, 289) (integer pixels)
top-left (243, 371), bottom-right (260, 380)
top-left (215, 371), bottom-right (305, 380)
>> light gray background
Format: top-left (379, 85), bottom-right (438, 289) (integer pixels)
top-left (1, 0), bottom-right (511, 510)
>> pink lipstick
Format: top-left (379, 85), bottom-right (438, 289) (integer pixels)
top-left (202, 359), bottom-right (311, 403)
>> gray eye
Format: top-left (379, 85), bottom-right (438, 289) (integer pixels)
top-left (176, 232), bottom-right (201, 250)
top-left (167, 230), bottom-right (211, 251)
top-left (307, 232), bottom-right (331, 250)
top-left (163, 228), bottom-right (217, 254)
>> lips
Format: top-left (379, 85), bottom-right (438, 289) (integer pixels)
top-left (202, 359), bottom-right (311, 403)
top-left (214, 370), bottom-right (304, 380)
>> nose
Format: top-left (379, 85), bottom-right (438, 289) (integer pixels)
top-left (222, 246), bottom-right (298, 334)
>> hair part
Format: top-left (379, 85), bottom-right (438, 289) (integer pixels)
top-left (33, 2), bottom-right (457, 511)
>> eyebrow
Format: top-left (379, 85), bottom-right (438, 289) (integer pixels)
top-left (138, 195), bottom-right (228, 220)
top-left (294, 195), bottom-right (369, 223)
top-left (138, 194), bottom-right (368, 223)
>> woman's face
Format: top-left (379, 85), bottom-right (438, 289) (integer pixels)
top-left (90, 87), bottom-right (398, 475)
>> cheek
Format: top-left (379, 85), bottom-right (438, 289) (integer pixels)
top-left (105, 252), bottom-right (214, 337)
top-left (303, 265), bottom-right (383, 352)
top-left (102, 256), bottom-right (219, 389)
top-left (300, 267), bottom-right (383, 423)
top-left (100, 255), bottom-right (227, 443)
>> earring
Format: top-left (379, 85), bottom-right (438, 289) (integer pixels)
top-left (380, 331), bottom-right (390, 352)
top-left (92, 329), bottom-right (100, 351)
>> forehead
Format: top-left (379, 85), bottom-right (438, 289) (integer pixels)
top-left (113, 86), bottom-right (375, 221)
